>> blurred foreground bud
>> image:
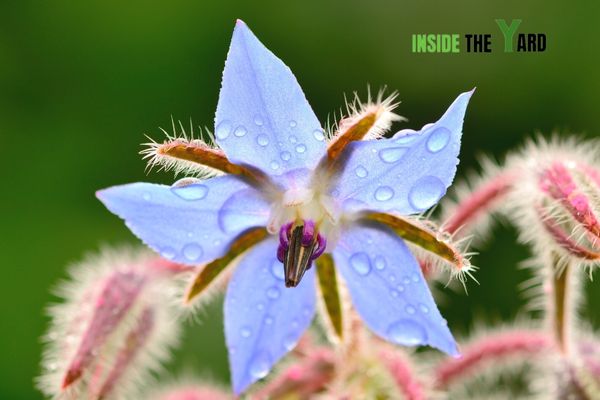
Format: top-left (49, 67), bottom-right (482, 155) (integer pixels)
top-left (38, 248), bottom-right (187, 399)
top-left (149, 383), bottom-right (230, 400)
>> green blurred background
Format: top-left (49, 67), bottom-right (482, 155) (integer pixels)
top-left (2, 1), bottom-right (599, 398)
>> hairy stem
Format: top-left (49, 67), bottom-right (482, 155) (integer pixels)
top-left (551, 255), bottom-right (572, 355)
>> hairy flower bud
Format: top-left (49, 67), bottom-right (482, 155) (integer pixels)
top-left (38, 248), bottom-right (185, 399)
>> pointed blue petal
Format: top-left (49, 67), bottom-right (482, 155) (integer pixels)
top-left (333, 222), bottom-right (458, 356)
top-left (215, 20), bottom-right (325, 181)
top-left (225, 238), bottom-right (316, 394)
top-left (96, 175), bottom-right (270, 265)
top-left (330, 90), bottom-right (473, 215)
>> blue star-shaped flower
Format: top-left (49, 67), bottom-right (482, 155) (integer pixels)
top-left (97, 20), bottom-right (473, 394)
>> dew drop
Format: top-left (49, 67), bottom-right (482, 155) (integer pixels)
top-left (161, 247), bottom-right (176, 260)
top-left (264, 315), bottom-right (274, 325)
top-left (270, 261), bottom-right (285, 281)
top-left (249, 351), bottom-right (271, 379)
top-left (295, 144), bottom-right (307, 153)
top-left (280, 151), bottom-right (291, 161)
top-left (171, 183), bottom-right (209, 201)
top-left (402, 276), bottom-right (411, 284)
top-left (408, 176), bottom-right (446, 211)
top-left (313, 129), bottom-right (325, 141)
top-left (411, 273), bottom-right (419, 283)
top-left (142, 192), bottom-right (151, 201)
top-left (355, 165), bottom-right (368, 178)
top-left (233, 125), bottom-right (247, 137)
top-left (283, 334), bottom-right (298, 351)
top-left (379, 147), bottom-right (408, 163)
top-left (419, 303), bottom-right (429, 314)
top-left (389, 274), bottom-right (397, 283)
top-left (405, 305), bottom-right (416, 314)
top-left (387, 319), bottom-right (427, 345)
top-left (374, 256), bottom-right (387, 270)
top-left (256, 134), bottom-right (269, 147)
top-left (215, 120), bottom-right (232, 140)
top-left (289, 120), bottom-right (297, 128)
top-left (256, 303), bottom-right (265, 311)
top-left (266, 286), bottom-right (281, 300)
top-left (426, 127), bottom-right (451, 153)
top-left (270, 161), bottom-right (280, 170)
top-left (240, 326), bottom-right (252, 338)
top-left (393, 129), bottom-right (418, 144)
top-left (254, 115), bottom-right (264, 126)
top-left (374, 186), bottom-right (394, 201)
top-left (182, 243), bottom-right (203, 262)
top-left (289, 135), bottom-right (298, 143)
top-left (397, 284), bottom-right (405, 292)
top-left (390, 290), bottom-right (399, 298)
top-left (349, 252), bottom-right (371, 276)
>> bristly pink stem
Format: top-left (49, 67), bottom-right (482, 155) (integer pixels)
top-left (157, 386), bottom-right (230, 400)
top-left (434, 330), bottom-right (551, 389)
top-left (379, 347), bottom-right (426, 400)
top-left (539, 162), bottom-right (600, 240)
top-left (253, 348), bottom-right (335, 399)
top-left (443, 171), bottom-right (517, 235)
top-left (62, 270), bottom-right (147, 389)
top-left (95, 307), bottom-right (155, 398)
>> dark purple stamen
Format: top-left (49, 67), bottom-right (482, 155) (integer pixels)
top-left (276, 220), bottom-right (327, 287)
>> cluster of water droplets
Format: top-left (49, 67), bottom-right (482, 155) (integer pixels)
top-left (347, 249), bottom-right (437, 346)
top-left (214, 115), bottom-right (325, 173)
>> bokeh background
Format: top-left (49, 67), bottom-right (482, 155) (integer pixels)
top-left (2, 1), bottom-right (599, 398)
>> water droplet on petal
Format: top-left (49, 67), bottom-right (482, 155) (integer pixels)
top-left (289, 135), bottom-right (298, 144)
top-left (397, 284), bottom-right (405, 292)
top-left (182, 243), bottom-right (203, 262)
top-left (283, 334), bottom-right (298, 351)
top-left (289, 120), bottom-right (297, 127)
top-left (379, 147), bottom-right (408, 163)
top-left (161, 247), bottom-right (176, 260)
top-left (387, 319), bottom-right (427, 345)
top-left (408, 176), bottom-right (446, 211)
top-left (295, 144), bottom-right (307, 153)
top-left (241, 326), bottom-right (252, 338)
top-left (419, 303), bottom-right (429, 313)
top-left (142, 192), bottom-right (151, 201)
top-left (350, 252), bottom-right (371, 276)
top-left (394, 129), bottom-right (418, 144)
top-left (266, 286), bottom-right (281, 300)
top-left (402, 276), bottom-right (411, 284)
top-left (313, 129), bottom-right (325, 141)
top-left (280, 151), bottom-right (291, 161)
top-left (374, 256), bottom-right (386, 270)
top-left (171, 183), bottom-right (208, 200)
top-left (249, 351), bottom-right (271, 379)
top-left (264, 315), bottom-right (274, 325)
top-left (390, 290), bottom-right (399, 298)
top-left (405, 305), bottom-right (416, 314)
top-left (411, 273), bottom-right (420, 283)
top-left (389, 274), bottom-right (397, 282)
top-left (256, 134), bottom-right (269, 147)
top-left (233, 125), bottom-right (247, 137)
top-left (355, 165), bottom-right (368, 178)
top-left (427, 127), bottom-right (451, 153)
top-left (254, 116), bottom-right (264, 126)
top-left (256, 303), bottom-right (265, 311)
top-left (375, 186), bottom-right (394, 201)
top-left (215, 120), bottom-right (232, 139)
top-left (271, 260), bottom-right (285, 281)
top-left (270, 161), bottom-right (280, 170)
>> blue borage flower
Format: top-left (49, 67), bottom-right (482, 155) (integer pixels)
top-left (97, 20), bottom-right (474, 394)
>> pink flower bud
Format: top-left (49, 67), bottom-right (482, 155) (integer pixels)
top-left (38, 248), bottom-right (183, 399)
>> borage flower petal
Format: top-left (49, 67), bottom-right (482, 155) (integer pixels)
top-left (330, 90), bottom-right (473, 215)
top-left (215, 20), bottom-right (326, 182)
top-left (333, 223), bottom-right (458, 356)
top-left (224, 239), bottom-right (316, 394)
top-left (97, 176), bottom-right (270, 265)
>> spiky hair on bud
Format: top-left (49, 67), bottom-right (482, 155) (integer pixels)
top-left (504, 136), bottom-right (600, 274)
top-left (328, 88), bottom-right (403, 143)
top-left (37, 247), bottom-right (182, 400)
top-left (141, 118), bottom-right (225, 179)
